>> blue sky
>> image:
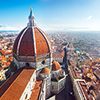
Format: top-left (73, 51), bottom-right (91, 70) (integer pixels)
top-left (0, 0), bottom-right (100, 31)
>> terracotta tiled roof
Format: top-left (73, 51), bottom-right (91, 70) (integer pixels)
top-left (0, 50), bottom-right (12, 55)
top-left (13, 27), bottom-right (51, 56)
top-left (13, 27), bottom-right (27, 54)
top-left (76, 80), bottom-right (93, 100)
top-left (1, 68), bottom-right (35, 100)
top-left (40, 29), bottom-right (52, 50)
top-left (0, 66), bottom-right (35, 99)
top-left (52, 51), bottom-right (64, 58)
top-left (34, 28), bottom-right (50, 55)
top-left (52, 60), bottom-right (61, 71)
top-left (40, 67), bottom-right (50, 74)
top-left (30, 79), bottom-right (43, 100)
top-left (70, 66), bottom-right (82, 79)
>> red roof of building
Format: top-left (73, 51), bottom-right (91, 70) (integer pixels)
top-left (1, 68), bottom-right (35, 100)
top-left (70, 66), bottom-right (82, 79)
top-left (30, 79), bottom-right (43, 100)
top-left (0, 50), bottom-right (12, 55)
top-left (76, 80), bottom-right (94, 100)
top-left (0, 66), bottom-right (35, 98)
top-left (52, 50), bottom-right (64, 58)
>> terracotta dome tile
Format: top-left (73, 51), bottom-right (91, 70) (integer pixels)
top-left (13, 27), bottom-right (27, 54)
top-left (40, 29), bottom-right (52, 50)
top-left (19, 27), bottom-right (35, 56)
top-left (13, 27), bottom-right (51, 56)
top-left (34, 28), bottom-right (50, 55)
top-left (40, 67), bottom-right (50, 74)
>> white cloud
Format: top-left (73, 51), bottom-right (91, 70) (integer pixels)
top-left (38, 24), bottom-right (100, 31)
top-left (39, 23), bottom-right (100, 31)
top-left (87, 15), bottom-right (92, 20)
top-left (0, 24), bottom-right (22, 31)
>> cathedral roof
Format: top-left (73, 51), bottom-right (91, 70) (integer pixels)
top-left (13, 9), bottom-right (51, 56)
top-left (0, 67), bottom-right (35, 100)
top-left (30, 79), bottom-right (43, 100)
top-left (52, 60), bottom-right (61, 71)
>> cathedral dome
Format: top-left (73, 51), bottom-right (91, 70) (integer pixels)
top-left (52, 60), bottom-right (61, 71)
top-left (13, 9), bottom-right (51, 57)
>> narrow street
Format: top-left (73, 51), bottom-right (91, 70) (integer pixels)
top-left (56, 63), bottom-right (76, 100)
top-left (56, 74), bottom-right (76, 100)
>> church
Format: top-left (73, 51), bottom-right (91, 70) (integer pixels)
top-left (0, 9), bottom-right (66, 100)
